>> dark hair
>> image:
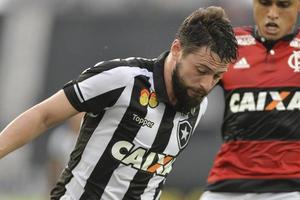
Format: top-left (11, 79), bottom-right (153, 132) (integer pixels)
top-left (176, 6), bottom-right (238, 63)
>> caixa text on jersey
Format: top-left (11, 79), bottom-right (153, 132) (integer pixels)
top-left (111, 140), bottom-right (176, 176)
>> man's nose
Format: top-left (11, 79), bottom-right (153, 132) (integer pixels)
top-left (267, 4), bottom-right (279, 20)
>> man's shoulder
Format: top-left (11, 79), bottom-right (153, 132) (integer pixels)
top-left (93, 57), bottom-right (155, 72)
top-left (95, 57), bottom-right (155, 68)
top-left (233, 26), bottom-right (256, 46)
top-left (233, 26), bottom-right (253, 36)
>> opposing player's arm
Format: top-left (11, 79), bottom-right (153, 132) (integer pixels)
top-left (0, 90), bottom-right (79, 158)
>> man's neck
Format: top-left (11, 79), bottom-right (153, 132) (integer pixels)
top-left (253, 26), bottom-right (296, 51)
top-left (164, 54), bottom-right (177, 106)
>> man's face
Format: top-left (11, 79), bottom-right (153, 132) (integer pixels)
top-left (253, 0), bottom-right (300, 40)
top-left (172, 47), bottom-right (228, 114)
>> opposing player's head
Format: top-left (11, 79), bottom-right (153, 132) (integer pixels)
top-left (253, 0), bottom-right (300, 41)
top-left (170, 6), bottom-right (237, 113)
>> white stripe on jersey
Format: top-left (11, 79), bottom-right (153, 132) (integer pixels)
top-left (74, 83), bottom-right (84, 103)
top-left (139, 175), bottom-right (165, 200)
top-left (64, 176), bottom-right (84, 199)
top-left (133, 102), bottom-right (166, 148)
top-left (76, 66), bottom-right (149, 102)
top-left (196, 97), bottom-right (208, 127)
top-left (100, 165), bottom-right (138, 200)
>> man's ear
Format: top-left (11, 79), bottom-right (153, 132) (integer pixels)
top-left (170, 39), bottom-right (182, 59)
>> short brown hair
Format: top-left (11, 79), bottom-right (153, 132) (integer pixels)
top-left (176, 6), bottom-right (238, 63)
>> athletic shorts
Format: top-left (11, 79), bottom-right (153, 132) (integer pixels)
top-left (200, 191), bottom-right (300, 200)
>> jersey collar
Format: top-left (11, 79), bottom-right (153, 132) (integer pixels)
top-left (253, 26), bottom-right (298, 51)
top-left (153, 51), bottom-right (171, 105)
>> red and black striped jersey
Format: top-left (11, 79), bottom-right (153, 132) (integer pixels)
top-left (206, 27), bottom-right (300, 192)
top-left (50, 52), bottom-right (207, 200)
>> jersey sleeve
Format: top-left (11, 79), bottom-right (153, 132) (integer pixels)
top-left (63, 62), bottom-right (133, 114)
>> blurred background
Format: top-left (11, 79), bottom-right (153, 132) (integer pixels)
top-left (0, 0), bottom-right (256, 199)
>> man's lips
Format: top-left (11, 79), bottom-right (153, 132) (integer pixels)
top-left (264, 22), bottom-right (279, 34)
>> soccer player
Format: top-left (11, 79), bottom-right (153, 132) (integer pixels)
top-left (201, 1), bottom-right (300, 200)
top-left (0, 7), bottom-right (237, 200)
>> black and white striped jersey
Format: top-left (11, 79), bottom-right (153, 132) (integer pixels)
top-left (50, 52), bottom-right (208, 200)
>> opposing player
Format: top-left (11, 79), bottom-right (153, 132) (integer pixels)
top-left (0, 7), bottom-right (237, 199)
top-left (201, 0), bottom-right (300, 200)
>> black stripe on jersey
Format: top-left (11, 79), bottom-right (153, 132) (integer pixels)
top-left (83, 87), bottom-right (126, 114)
top-left (123, 173), bottom-right (155, 200)
top-left (63, 81), bottom-right (84, 112)
top-left (186, 106), bottom-right (201, 135)
top-left (123, 105), bottom-right (176, 200)
top-left (75, 82), bottom-right (85, 102)
top-left (153, 180), bottom-right (165, 200)
top-left (151, 105), bottom-right (177, 152)
top-left (205, 179), bottom-right (300, 192)
top-left (64, 85), bottom-right (125, 114)
top-left (50, 113), bottom-right (105, 199)
top-left (79, 75), bottom-right (150, 200)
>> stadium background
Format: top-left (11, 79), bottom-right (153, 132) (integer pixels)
top-left (0, 0), bottom-right (255, 199)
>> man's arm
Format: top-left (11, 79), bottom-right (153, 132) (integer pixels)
top-left (0, 90), bottom-right (79, 158)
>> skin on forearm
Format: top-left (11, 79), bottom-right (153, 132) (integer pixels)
top-left (0, 106), bottom-right (50, 158)
top-left (0, 90), bottom-right (79, 159)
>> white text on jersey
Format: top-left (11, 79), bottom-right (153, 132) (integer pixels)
top-left (230, 91), bottom-right (300, 113)
top-left (111, 140), bottom-right (176, 176)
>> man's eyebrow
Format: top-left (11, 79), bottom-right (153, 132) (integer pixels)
top-left (217, 66), bottom-right (228, 73)
top-left (196, 63), bottom-right (227, 73)
top-left (196, 64), bottom-right (213, 72)
top-left (278, 0), bottom-right (292, 2)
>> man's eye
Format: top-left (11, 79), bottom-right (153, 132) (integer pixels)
top-left (259, 0), bottom-right (272, 6)
top-left (277, 2), bottom-right (291, 8)
top-left (197, 69), bottom-right (206, 74)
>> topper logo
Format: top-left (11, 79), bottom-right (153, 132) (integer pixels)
top-left (132, 114), bottom-right (154, 128)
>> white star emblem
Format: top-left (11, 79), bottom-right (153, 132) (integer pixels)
top-left (181, 126), bottom-right (189, 141)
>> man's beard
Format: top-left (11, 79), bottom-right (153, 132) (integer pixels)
top-left (172, 63), bottom-right (206, 114)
